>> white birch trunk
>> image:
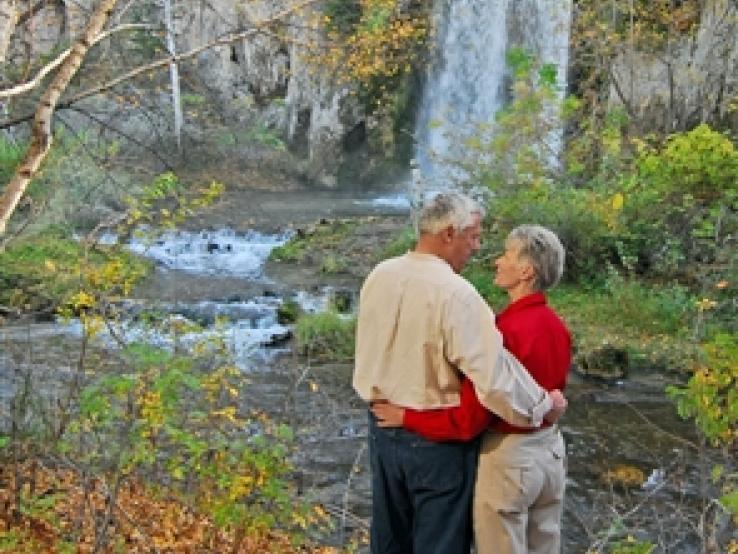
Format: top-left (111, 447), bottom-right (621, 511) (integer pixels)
top-left (163, 0), bottom-right (182, 152)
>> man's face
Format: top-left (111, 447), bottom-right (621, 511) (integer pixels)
top-left (448, 214), bottom-right (482, 272)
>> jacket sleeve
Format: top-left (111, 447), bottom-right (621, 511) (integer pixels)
top-left (403, 378), bottom-right (493, 441)
top-left (443, 288), bottom-right (552, 427)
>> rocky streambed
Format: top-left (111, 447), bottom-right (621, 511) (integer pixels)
top-left (0, 184), bottom-right (724, 552)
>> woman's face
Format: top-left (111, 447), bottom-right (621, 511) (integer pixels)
top-left (493, 239), bottom-right (531, 291)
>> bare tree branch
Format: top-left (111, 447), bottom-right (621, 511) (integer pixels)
top-left (0, 23), bottom-right (156, 100)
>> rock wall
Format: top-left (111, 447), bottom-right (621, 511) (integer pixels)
top-left (5, 0), bottom-right (364, 186)
top-left (609, 0), bottom-right (738, 134)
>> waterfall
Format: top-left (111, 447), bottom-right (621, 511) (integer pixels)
top-left (414, 0), bottom-right (572, 187)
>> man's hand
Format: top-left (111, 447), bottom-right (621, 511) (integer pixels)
top-left (544, 389), bottom-right (567, 424)
top-left (370, 401), bottom-right (405, 428)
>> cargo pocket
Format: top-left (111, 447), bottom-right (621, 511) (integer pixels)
top-left (487, 465), bottom-right (532, 513)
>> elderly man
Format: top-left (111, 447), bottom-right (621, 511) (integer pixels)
top-left (353, 194), bottom-right (565, 554)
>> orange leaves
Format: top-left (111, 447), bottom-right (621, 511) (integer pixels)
top-left (0, 461), bottom-right (328, 553)
top-left (306, 0), bottom-right (429, 107)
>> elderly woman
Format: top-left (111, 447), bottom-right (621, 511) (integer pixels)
top-left (372, 224), bottom-right (571, 554)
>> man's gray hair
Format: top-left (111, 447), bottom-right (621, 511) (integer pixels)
top-left (416, 192), bottom-right (485, 235)
top-left (508, 224), bottom-right (565, 290)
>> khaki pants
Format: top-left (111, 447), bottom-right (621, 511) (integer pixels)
top-left (473, 426), bottom-right (566, 554)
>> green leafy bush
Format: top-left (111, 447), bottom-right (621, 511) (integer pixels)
top-left (619, 125), bottom-right (738, 278)
top-left (668, 333), bottom-right (738, 446)
top-left (0, 136), bottom-right (24, 184)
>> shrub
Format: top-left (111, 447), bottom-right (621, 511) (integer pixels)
top-left (380, 225), bottom-right (416, 260)
top-left (294, 312), bottom-right (356, 361)
top-left (619, 125), bottom-right (738, 279)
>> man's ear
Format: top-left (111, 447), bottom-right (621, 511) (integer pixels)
top-left (441, 225), bottom-right (455, 243)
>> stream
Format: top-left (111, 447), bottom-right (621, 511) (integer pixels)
top-left (0, 186), bottom-right (713, 553)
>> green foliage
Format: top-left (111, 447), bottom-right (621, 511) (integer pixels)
top-left (0, 226), bottom-right (150, 313)
top-left (462, 260), bottom-right (506, 307)
top-left (458, 51), bottom-right (737, 288)
top-left (0, 530), bottom-right (21, 552)
top-left (245, 124), bottom-right (287, 151)
top-left (319, 253), bottom-right (346, 273)
top-left (481, 184), bottom-right (621, 284)
top-left (667, 333), bottom-right (738, 446)
top-left (553, 278), bottom-right (697, 372)
top-left (0, 136), bottom-right (24, 184)
top-left (269, 220), bottom-right (358, 263)
top-left (721, 488), bottom-right (738, 517)
top-left (324, 0), bottom-right (362, 34)
top-left (295, 312), bottom-right (356, 360)
top-left (451, 47), bottom-right (562, 189)
top-left (124, 172), bottom-right (224, 230)
top-left (380, 225), bottom-right (416, 259)
top-left (270, 239), bottom-right (303, 262)
top-left (277, 299), bottom-right (302, 324)
top-left (181, 93), bottom-right (206, 107)
top-left (60, 338), bottom-right (308, 536)
top-left (608, 537), bottom-right (656, 554)
top-left (463, 257), bottom-right (695, 372)
top-left (619, 125), bottom-right (738, 278)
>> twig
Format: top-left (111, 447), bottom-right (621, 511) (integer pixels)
top-left (340, 442), bottom-right (367, 543)
top-left (622, 401), bottom-right (699, 451)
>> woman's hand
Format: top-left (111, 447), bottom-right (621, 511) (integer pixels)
top-left (370, 401), bottom-right (405, 428)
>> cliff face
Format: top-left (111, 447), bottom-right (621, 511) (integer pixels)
top-left (5, 0), bottom-right (364, 186)
top-left (176, 0), bottom-right (362, 186)
top-left (608, 0), bottom-right (738, 134)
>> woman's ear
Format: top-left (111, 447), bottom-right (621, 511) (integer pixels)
top-left (520, 261), bottom-right (536, 282)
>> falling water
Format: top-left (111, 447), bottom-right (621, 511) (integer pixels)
top-left (415, 0), bottom-right (572, 186)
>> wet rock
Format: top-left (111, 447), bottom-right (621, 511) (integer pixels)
top-left (261, 330), bottom-right (292, 347)
top-left (277, 299), bottom-right (301, 324)
top-left (576, 344), bottom-right (629, 380)
top-left (330, 289), bottom-right (354, 314)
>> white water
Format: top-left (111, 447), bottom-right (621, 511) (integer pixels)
top-left (416, 0), bottom-right (509, 185)
top-left (127, 228), bottom-right (290, 278)
top-left (27, 230), bottom-right (329, 369)
top-left (415, 0), bottom-right (572, 185)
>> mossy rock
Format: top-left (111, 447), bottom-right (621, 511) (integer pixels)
top-left (277, 299), bottom-right (302, 324)
top-left (329, 288), bottom-right (354, 313)
top-left (576, 344), bottom-right (629, 380)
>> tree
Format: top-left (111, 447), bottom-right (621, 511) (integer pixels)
top-left (0, 0), bottom-right (432, 239)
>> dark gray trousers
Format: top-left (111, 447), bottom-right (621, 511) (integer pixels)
top-left (369, 412), bottom-right (479, 554)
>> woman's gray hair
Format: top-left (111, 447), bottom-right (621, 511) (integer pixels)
top-left (416, 192), bottom-right (485, 235)
top-left (508, 224), bottom-right (565, 290)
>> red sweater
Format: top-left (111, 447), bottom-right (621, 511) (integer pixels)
top-left (403, 292), bottom-right (571, 441)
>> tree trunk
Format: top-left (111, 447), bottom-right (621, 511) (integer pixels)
top-left (0, 0), bottom-right (118, 236)
top-left (163, 0), bottom-right (182, 153)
